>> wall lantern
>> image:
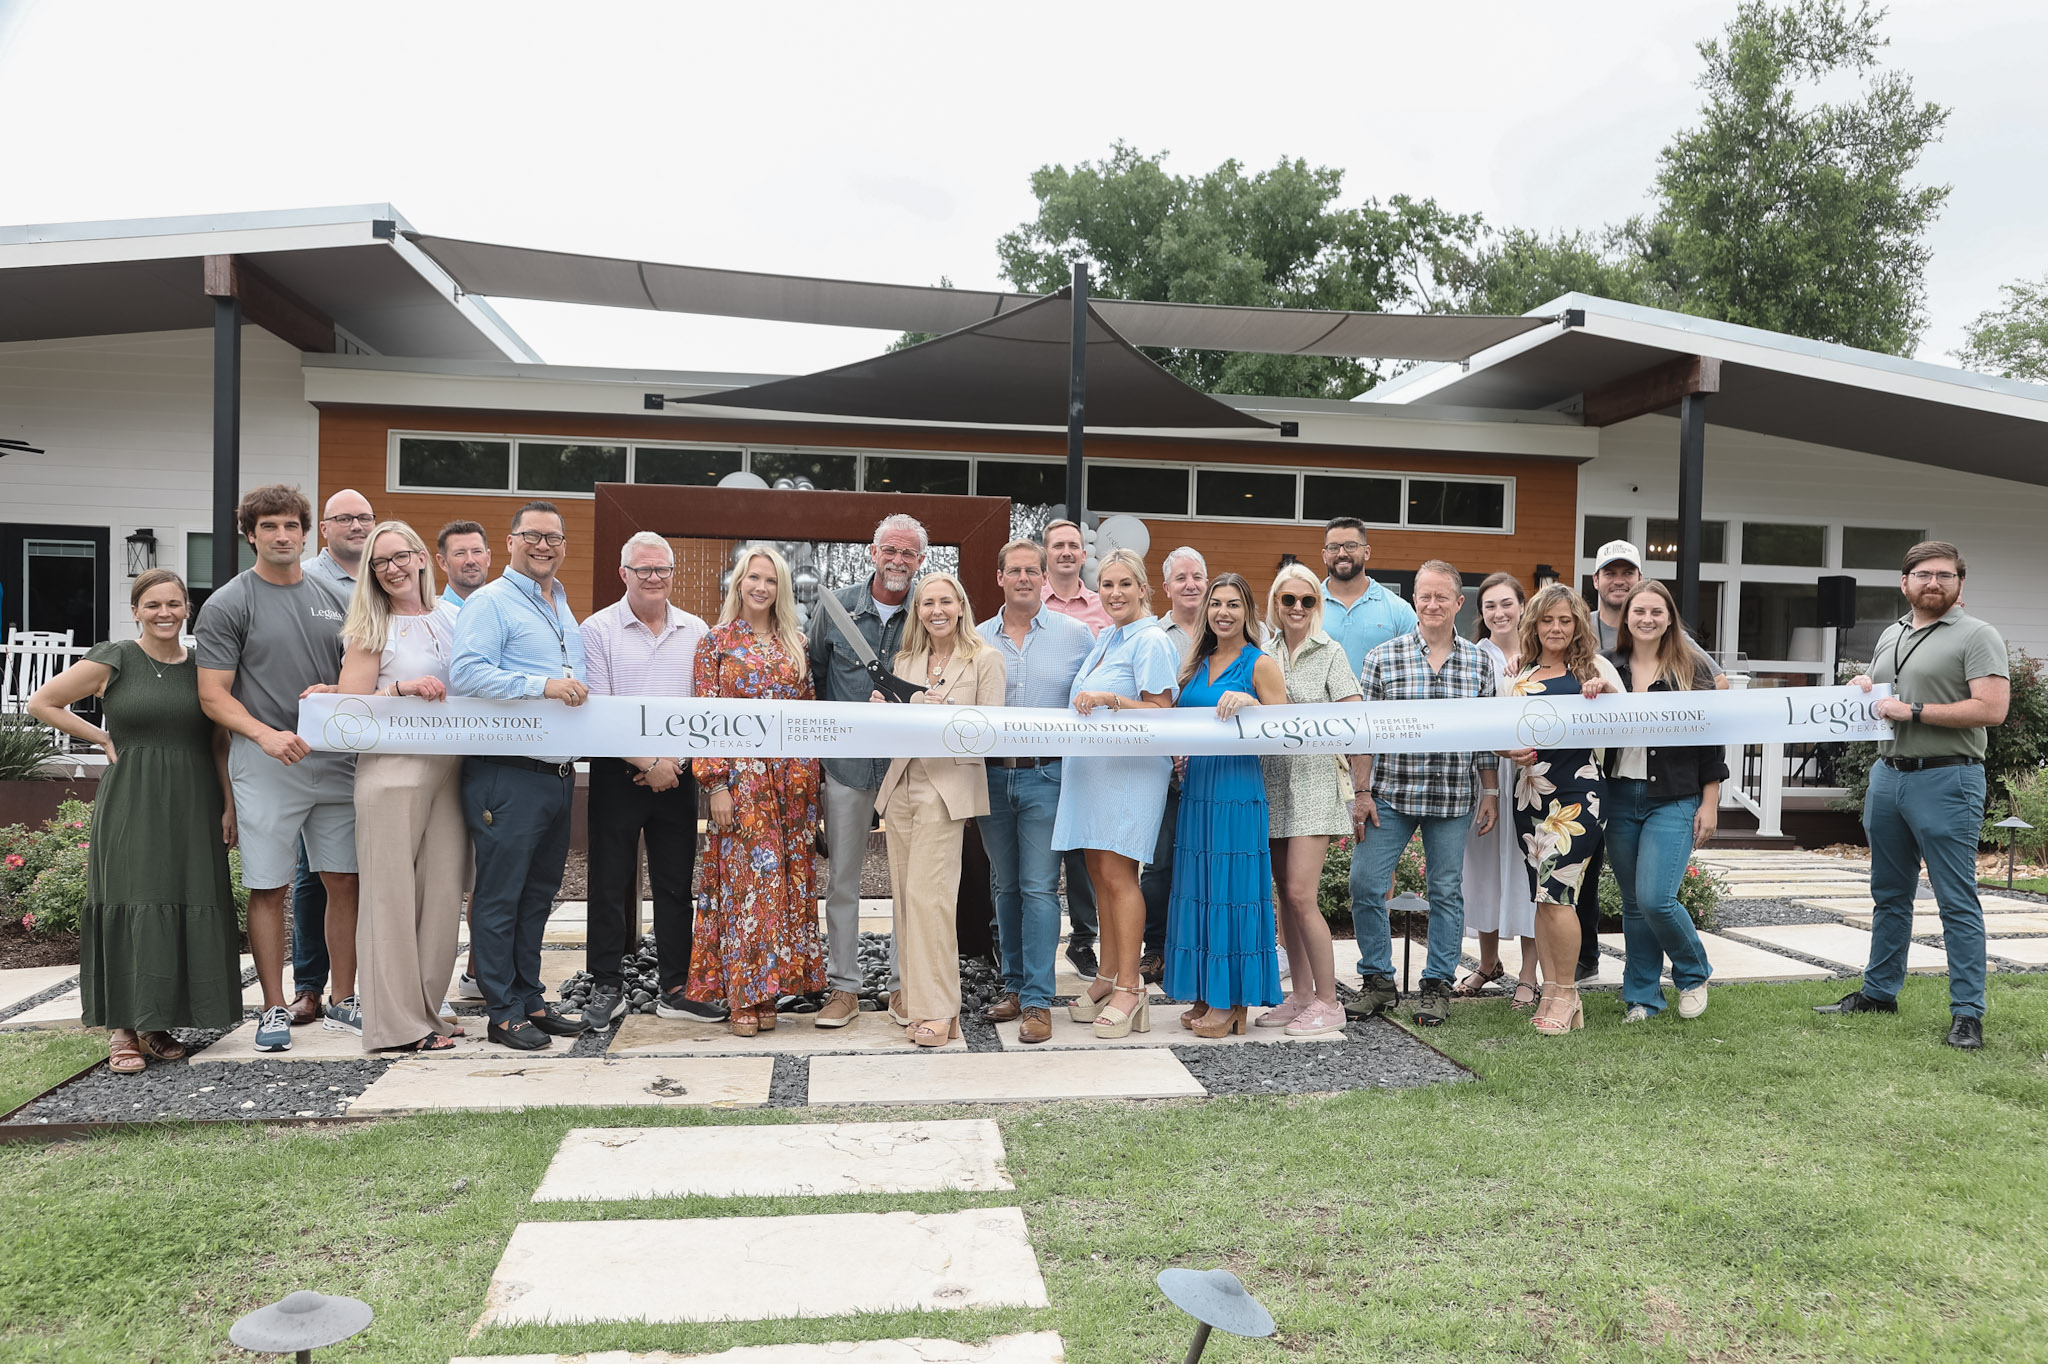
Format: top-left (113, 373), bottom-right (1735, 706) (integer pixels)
top-left (125, 529), bottom-right (158, 578)
top-left (1532, 563), bottom-right (1560, 589)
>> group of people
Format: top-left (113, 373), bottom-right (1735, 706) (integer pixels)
top-left (29, 486), bottom-right (2009, 1067)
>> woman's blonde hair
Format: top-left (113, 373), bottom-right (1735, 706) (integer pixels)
top-left (1619, 580), bottom-right (1699, 690)
top-left (343, 520), bottom-right (436, 655)
top-left (1516, 582), bottom-right (1600, 681)
top-left (896, 572), bottom-right (985, 669)
top-left (717, 544), bottom-right (807, 662)
top-left (1264, 561), bottom-right (1325, 646)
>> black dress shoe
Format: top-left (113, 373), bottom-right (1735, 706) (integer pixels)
top-left (527, 1005), bottom-right (590, 1036)
top-left (1813, 990), bottom-right (1899, 1014)
top-left (1065, 942), bottom-right (1098, 979)
top-left (1945, 1015), bottom-right (1985, 1050)
top-left (583, 986), bottom-right (626, 1031)
top-left (1137, 952), bottom-right (1164, 984)
top-left (488, 1019), bottom-right (552, 1051)
top-left (655, 989), bottom-right (729, 1023)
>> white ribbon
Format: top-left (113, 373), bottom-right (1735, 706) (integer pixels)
top-left (299, 684), bottom-right (1892, 760)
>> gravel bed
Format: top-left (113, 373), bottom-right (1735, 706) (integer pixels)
top-left (767, 1055), bottom-right (809, 1107)
top-left (6, 1056), bottom-right (390, 1125)
top-left (1710, 896), bottom-right (1858, 928)
top-left (1171, 1018), bottom-right (1471, 1096)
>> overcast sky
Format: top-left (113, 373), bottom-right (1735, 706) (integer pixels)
top-left (2, 0), bottom-right (2041, 377)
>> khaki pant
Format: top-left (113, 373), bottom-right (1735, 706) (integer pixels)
top-left (885, 761), bottom-right (963, 1021)
top-left (353, 753), bottom-right (467, 1050)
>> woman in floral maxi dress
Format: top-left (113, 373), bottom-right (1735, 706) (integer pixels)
top-left (687, 546), bottom-right (827, 1036)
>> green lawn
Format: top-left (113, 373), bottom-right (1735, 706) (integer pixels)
top-left (4, 977), bottom-right (2047, 1362)
top-left (1983, 874), bottom-right (2048, 895)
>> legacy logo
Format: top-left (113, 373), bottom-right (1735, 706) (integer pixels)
top-left (941, 708), bottom-right (998, 756)
top-left (323, 697), bottom-right (381, 752)
top-left (638, 704), bottom-right (771, 749)
top-left (1229, 710), bottom-right (1363, 749)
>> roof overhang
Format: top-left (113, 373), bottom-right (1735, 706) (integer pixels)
top-left (1374, 294), bottom-right (2048, 486)
top-left (0, 206), bottom-right (537, 361)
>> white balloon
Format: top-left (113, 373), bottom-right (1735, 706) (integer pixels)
top-left (1097, 515), bottom-right (1151, 558)
top-left (772, 477), bottom-right (798, 490)
top-left (718, 470), bottom-right (770, 490)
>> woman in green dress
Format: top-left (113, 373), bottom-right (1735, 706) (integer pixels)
top-left (28, 568), bottom-right (240, 1073)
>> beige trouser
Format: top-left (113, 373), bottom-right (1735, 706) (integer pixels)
top-left (353, 753), bottom-right (468, 1050)
top-left (884, 762), bottom-right (964, 1021)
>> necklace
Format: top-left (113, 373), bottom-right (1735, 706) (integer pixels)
top-left (927, 649), bottom-right (954, 686)
top-left (138, 639), bottom-right (184, 679)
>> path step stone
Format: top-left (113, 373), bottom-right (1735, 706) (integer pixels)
top-left (611, 1012), bottom-right (965, 1058)
top-left (1718, 881), bottom-right (1872, 900)
top-left (450, 1332), bottom-right (1068, 1363)
top-left (0, 988), bottom-right (80, 1031)
top-left (1593, 931), bottom-right (1831, 983)
top-left (808, 1050), bottom-right (1203, 1106)
top-left (1798, 895), bottom-right (2043, 915)
top-left (1988, 937), bottom-right (2048, 966)
top-left (349, 1056), bottom-right (772, 1114)
top-left (1723, 923), bottom-right (1946, 973)
top-left (195, 1021), bottom-right (581, 1064)
top-left (993, 1004), bottom-right (1322, 1049)
top-left (531, 1120), bottom-right (1013, 1202)
top-left (475, 1208), bottom-right (1048, 1328)
top-left (0, 965), bottom-right (79, 1014)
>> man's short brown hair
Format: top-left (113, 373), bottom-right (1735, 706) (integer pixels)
top-left (236, 484), bottom-right (312, 540)
top-left (998, 538), bottom-right (1047, 573)
top-left (437, 519), bottom-right (486, 552)
top-left (1042, 519), bottom-right (1082, 544)
top-left (510, 500), bottom-right (562, 533)
top-left (1415, 559), bottom-right (1464, 593)
top-left (1903, 540), bottom-right (1965, 578)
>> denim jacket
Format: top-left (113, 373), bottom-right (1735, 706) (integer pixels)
top-left (806, 576), bottom-right (908, 791)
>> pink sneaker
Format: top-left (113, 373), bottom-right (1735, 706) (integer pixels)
top-left (1255, 993), bottom-right (1313, 1028)
top-left (1285, 1000), bottom-right (1347, 1037)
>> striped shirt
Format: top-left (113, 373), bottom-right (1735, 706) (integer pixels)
top-left (579, 598), bottom-right (710, 698)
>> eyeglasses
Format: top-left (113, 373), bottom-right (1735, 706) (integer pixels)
top-left (1277, 593), bottom-right (1314, 608)
top-left (1414, 594), bottom-right (1460, 606)
top-left (1323, 540), bottom-right (1367, 554)
top-left (1905, 570), bottom-right (1959, 584)
top-left (627, 565), bottom-right (675, 581)
top-left (874, 546), bottom-right (922, 563)
top-left (516, 531), bottom-right (567, 547)
top-left (323, 513), bottom-right (377, 527)
top-left (369, 549), bottom-right (423, 573)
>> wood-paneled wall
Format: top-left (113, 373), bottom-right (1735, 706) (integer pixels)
top-left (316, 404), bottom-right (1579, 616)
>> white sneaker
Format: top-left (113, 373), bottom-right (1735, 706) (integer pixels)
top-left (1678, 983), bottom-right (1710, 1019)
top-left (1623, 1005), bottom-right (1651, 1024)
top-left (438, 999), bottom-right (457, 1022)
top-left (457, 972), bottom-right (485, 1001)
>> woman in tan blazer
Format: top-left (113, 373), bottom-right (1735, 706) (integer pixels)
top-left (872, 571), bottom-right (1007, 1046)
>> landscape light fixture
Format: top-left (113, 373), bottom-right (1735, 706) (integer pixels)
top-left (1995, 814), bottom-right (2033, 890)
top-left (1388, 890), bottom-right (1430, 995)
top-left (125, 529), bottom-right (158, 577)
top-left (228, 1289), bottom-right (373, 1362)
top-left (1157, 1265), bottom-right (1275, 1362)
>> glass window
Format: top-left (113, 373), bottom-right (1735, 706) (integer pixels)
top-left (1645, 518), bottom-right (1727, 564)
top-left (1407, 479), bottom-right (1506, 530)
top-left (1303, 474), bottom-right (1401, 525)
top-left (1195, 468), bottom-right (1295, 520)
top-left (750, 450), bottom-right (857, 491)
top-left (184, 532), bottom-right (253, 595)
top-left (1738, 581), bottom-right (1827, 662)
top-left (1741, 522), bottom-right (1825, 567)
top-left (864, 455), bottom-right (969, 496)
top-left (634, 447), bottom-right (741, 486)
top-left (398, 437), bottom-right (511, 491)
top-left (977, 459), bottom-right (1065, 507)
top-left (1582, 514), bottom-right (1631, 559)
top-left (1842, 526), bottom-right (1927, 572)
top-left (518, 442), bottom-right (626, 494)
top-left (1843, 585), bottom-right (1908, 660)
top-left (1088, 464), bottom-right (1189, 516)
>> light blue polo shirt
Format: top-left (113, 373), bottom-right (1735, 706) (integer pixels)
top-left (1322, 576), bottom-right (1417, 679)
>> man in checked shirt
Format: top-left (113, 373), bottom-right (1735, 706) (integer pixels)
top-left (1346, 559), bottom-right (1500, 1029)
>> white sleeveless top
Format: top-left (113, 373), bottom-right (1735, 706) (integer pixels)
top-left (378, 606), bottom-right (455, 691)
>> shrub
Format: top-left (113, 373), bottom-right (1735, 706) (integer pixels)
top-left (0, 715), bottom-right (62, 781)
top-left (1982, 764), bottom-right (2048, 864)
top-left (0, 799), bottom-right (93, 900)
top-left (19, 840), bottom-right (89, 936)
top-left (1317, 831), bottom-right (1432, 927)
top-left (1596, 858), bottom-right (1724, 932)
top-left (1834, 647), bottom-right (2048, 824)
top-left (2, 798), bottom-right (248, 938)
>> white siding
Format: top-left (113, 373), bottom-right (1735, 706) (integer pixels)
top-left (1584, 414), bottom-right (2048, 658)
top-left (0, 327), bottom-right (317, 632)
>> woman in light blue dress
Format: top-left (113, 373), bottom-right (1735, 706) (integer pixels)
top-left (1052, 548), bottom-right (1180, 1038)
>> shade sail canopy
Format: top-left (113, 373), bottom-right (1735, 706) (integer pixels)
top-left (405, 233), bottom-right (1555, 361)
top-left (672, 290), bottom-right (1275, 430)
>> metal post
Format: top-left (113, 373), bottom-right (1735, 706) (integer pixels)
top-left (212, 295), bottom-right (243, 591)
top-left (1064, 262), bottom-right (1089, 519)
top-left (1180, 1321), bottom-right (1213, 1364)
top-left (1675, 391), bottom-right (1707, 628)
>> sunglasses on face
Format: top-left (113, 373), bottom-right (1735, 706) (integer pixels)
top-left (1277, 593), bottom-right (1313, 608)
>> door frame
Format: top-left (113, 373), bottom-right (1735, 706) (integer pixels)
top-left (0, 522), bottom-right (111, 645)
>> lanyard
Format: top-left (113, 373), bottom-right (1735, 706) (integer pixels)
top-left (1888, 615), bottom-right (1945, 697)
top-left (515, 577), bottom-right (574, 678)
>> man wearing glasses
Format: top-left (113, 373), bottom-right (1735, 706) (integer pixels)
top-left (450, 502), bottom-right (594, 1050)
top-left (806, 513), bottom-right (928, 1028)
top-left (1827, 541), bottom-right (2009, 1050)
top-left (279, 489), bottom-right (376, 1028)
top-left (1319, 517), bottom-right (1417, 679)
top-left (577, 531), bottom-right (722, 1032)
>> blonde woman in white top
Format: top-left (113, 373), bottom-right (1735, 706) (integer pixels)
top-left (339, 521), bottom-right (467, 1052)
top-left (1457, 572), bottom-right (1542, 1009)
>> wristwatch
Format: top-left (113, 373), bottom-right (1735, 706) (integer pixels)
top-left (1911, 702), bottom-right (1925, 723)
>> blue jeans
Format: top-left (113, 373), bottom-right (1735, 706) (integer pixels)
top-left (982, 762), bottom-right (1065, 1009)
top-left (1350, 803), bottom-right (1473, 985)
top-left (290, 837), bottom-right (328, 996)
top-left (1863, 760), bottom-right (1988, 1019)
top-left (1605, 780), bottom-right (1711, 1013)
top-left (1138, 780), bottom-right (1180, 956)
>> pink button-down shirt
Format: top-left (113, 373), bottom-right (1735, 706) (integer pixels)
top-left (1043, 582), bottom-right (1112, 636)
top-left (579, 598), bottom-right (710, 697)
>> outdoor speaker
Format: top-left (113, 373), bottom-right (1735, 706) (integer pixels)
top-left (1816, 575), bottom-right (1857, 628)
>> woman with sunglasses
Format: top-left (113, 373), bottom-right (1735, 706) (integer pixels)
top-left (339, 521), bottom-right (466, 1052)
top-left (1254, 562), bottom-right (1359, 1036)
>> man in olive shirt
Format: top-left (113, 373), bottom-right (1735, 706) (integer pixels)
top-left (1824, 541), bottom-right (2009, 1049)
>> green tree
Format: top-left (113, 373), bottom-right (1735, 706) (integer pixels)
top-left (1955, 274), bottom-right (2048, 382)
top-left (1624, 0), bottom-right (1949, 354)
top-left (993, 143), bottom-right (1482, 398)
top-left (1446, 227), bottom-right (1668, 318)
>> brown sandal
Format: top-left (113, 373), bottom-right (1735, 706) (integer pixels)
top-left (109, 1029), bottom-right (146, 1074)
top-left (908, 1018), bottom-right (960, 1048)
top-left (729, 1007), bottom-right (759, 1038)
top-left (138, 1030), bottom-right (188, 1061)
top-left (1453, 963), bottom-right (1507, 998)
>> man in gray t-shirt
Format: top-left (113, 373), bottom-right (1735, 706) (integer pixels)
top-left (195, 485), bottom-right (362, 1053)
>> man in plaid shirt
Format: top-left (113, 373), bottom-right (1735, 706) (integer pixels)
top-left (1347, 560), bottom-right (1500, 1027)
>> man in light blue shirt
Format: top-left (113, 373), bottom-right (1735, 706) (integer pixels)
top-left (974, 538), bottom-right (1096, 1043)
top-left (1320, 516), bottom-right (1417, 678)
top-left (450, 501), bottom-right (593, 1051)
top-left (435, 519), bottom-right (492, 613)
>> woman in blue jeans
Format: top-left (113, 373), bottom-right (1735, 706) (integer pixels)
top-left (1602, 581), bottom-right (1728, 1021)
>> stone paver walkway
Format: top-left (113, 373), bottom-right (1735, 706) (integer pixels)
top-left (451, 1335), bottom-right (1068, 1363)
top-left (612, 1012), bottom-right (967, 1057)
top-left (1724, 923), bottom-right (1948, 974)
top-left (0, 965), bottom-right (77, 1014)
top-left (808, 1050), bottom-right (1205, 1107)
top-left (350, 1057), bottom-right (773, 1114)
